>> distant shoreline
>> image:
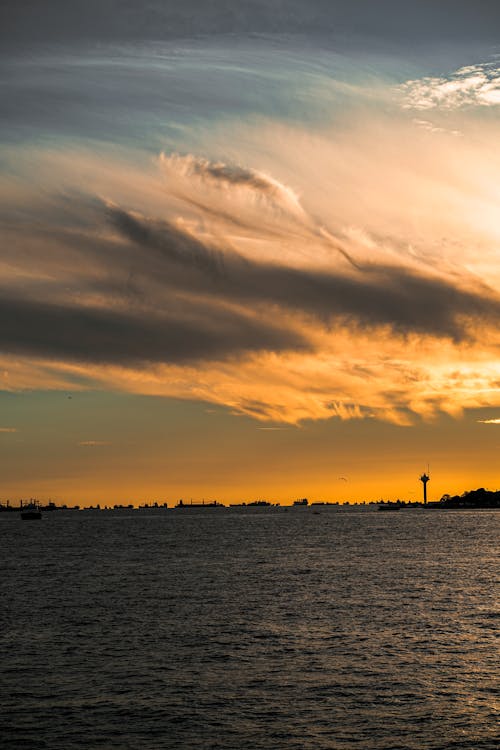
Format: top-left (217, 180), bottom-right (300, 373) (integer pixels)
top-left (1, 486), bottom-right (499, 513)
top-left (1, 494), bottom-right (499, 515)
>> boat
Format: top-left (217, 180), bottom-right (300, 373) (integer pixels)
top-left (20, 500), bottom-right (42, 520)
top-left (229, 500), bottom-right (272, 507)
top-left (175, 499), bottom-right (224, 509)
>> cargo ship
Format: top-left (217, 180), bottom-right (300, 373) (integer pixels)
top-left (175, 500), bottom-right (224, 509)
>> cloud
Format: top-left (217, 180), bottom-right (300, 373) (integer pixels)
top-left (2, 43), bottom-right (500, 426)
top-left (400, 62), bottom-right (500, 110)
top-left (159, 152), bottom-right (360, 271)
top-left (105, 201), bottom-right (227, 275)
top-left (161, 153), bottom-right (306, 219)
top-left (0, 287), bottom-right (307, 367)
top-left (413, 119), bottom-right (462, 137)
top-left (0, 427), bottom-right (18, 433)
top-left (106, 203), bottom-right (500, 342)
top-left (477, 418), bottom-right (500, 425)
top-left (257, 427), bottom-right (291, 431)
top-left (78, 440), bottom-right (111, 446)
top-left (2, 136), bottom-right (500, 425)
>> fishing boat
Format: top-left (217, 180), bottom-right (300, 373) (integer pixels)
top-left (20, 500), bottom-right (42, 520)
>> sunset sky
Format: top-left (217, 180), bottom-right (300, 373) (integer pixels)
top-left (1, 1), bottom-right (499, 505)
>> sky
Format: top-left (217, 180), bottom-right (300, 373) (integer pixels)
top-left (1, 1), bottom-right (500, 505)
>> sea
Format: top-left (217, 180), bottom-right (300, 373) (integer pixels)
top-left (1, 508), bottom-right (498, 750)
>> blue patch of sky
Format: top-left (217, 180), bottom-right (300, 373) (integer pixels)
top-left (0, 37), bottom-right (428, 155)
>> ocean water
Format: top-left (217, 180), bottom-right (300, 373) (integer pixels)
top-left (1, 508), bottom-right (498, 750)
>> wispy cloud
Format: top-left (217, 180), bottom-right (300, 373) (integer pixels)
top-left (413, 119), bottom-right (462, 137)
top-left (477, 418), bottom-right (500, 425)
top-left (78, 440), bottom-right (111, 447)
top-left (257, 427), bottom-right (291, 431)
top-left (161, 153), bottom-right (306, 219)
top-left (0, 427), bottom-right (18, 433)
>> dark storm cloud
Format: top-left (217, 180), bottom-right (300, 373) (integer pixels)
top-left (108, 206), bottom-right (500, 341)
top-left (0, 293), bottom-right (306, 366)
top-left (1, 1), bottom-right (499, 47)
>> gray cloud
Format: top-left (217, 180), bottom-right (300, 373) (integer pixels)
top-left (191, 160), bottom-right (276, 191)
top-left (106, 203), bottom-right (226, 276)
top-left (108, 205), bottom-right (500, 341)
top-left (178, 155), bottom-right (300, 212)
top-left (0, 291), bottom-right (307, 366)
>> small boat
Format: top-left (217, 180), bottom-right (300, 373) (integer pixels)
top-left (20, 501), bottom-right (42, 520)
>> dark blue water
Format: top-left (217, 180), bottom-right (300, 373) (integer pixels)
top-left (1, 509), bottom-right (498, 749)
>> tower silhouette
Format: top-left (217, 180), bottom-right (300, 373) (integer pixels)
top-left (420, 471), bottom-right (430, 504)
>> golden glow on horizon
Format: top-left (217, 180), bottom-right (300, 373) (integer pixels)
top-left (0, 391), bottom-right (498, 507)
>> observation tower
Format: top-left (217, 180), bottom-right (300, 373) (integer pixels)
top-left (420, 471), bottom-right (430, 504)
